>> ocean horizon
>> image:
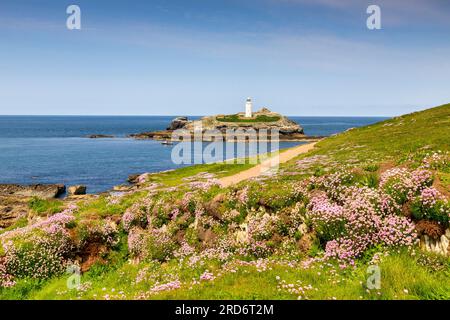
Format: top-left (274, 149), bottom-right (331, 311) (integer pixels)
top-left (0, 115), bottom-right (388, 193)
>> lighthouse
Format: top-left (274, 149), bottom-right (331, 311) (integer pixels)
top-left (245, 97), bottom-right (253, 118)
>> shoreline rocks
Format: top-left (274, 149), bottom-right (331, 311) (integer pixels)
top-left (67, 185), bottom-right (87, 196)
top-left (0, 184), bottom-right (65, 199)
top-left (167, 116), bottom-right (189, 130)
top-left (0, 184), bottom-right (66, 230)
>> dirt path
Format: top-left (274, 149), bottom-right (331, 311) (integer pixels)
top-left (219, 141), bottom-right (318, 187)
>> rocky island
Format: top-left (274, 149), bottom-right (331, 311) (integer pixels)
top-left (130, 99), bottom-right (321, 141)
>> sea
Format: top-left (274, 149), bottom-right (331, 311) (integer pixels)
top-left (0, 116), bottom-right (387, 193)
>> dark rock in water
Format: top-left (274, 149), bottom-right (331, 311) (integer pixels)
top-left (130, 131), bottom-right (172, 140)
top-left (167, 116), bottom-right (189, 130)
top-left (68, 185), bottom-right (87, 195)
top-left (0, 184), bottom-right (65, 199)
top-left (87, 134), bottom-right (115, 139)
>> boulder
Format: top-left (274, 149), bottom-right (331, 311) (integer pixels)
top-left (68, 185), bottom-right (87, 195)
top-left (167, 117), bottom-right (189, 130)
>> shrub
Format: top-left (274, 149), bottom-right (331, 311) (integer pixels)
top-left (420, 151), bottom-right (449, 172)
top-left (308, 182), bottom-right (418, 265)
top-left (122, 204), bottom-right (148, 232)
top-left (0, 261), bottom-right (15, 288)
top-left (77, 219), bottom-right (120, 247)
top-left (0, 210), bottom-right (77, 283)
top-left (248, 214), bottom-right (280, 242)
top-left (411, 187), bottom-right (450, 226)
top-left (311, 171), bottom-right (355, 200)
top-left (128, 227), bottom-right (176, 262)
top-left (380, 168), bottom-right (433, 205)
top-left (307, 193), bottom-right (347, 242)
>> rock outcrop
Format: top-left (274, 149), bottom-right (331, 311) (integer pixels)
top-left (68, 185), bottom-right (87, 196)
top-left (0, 196), bottom-right (29, 229)
top-left (0, 184), bottom-right (65, 199)
top-left (0, 184), bottom-right (65, 230)
top-left (420, 228), bottom-right (450, 256)
top-left (167, 116), bottom-right (189, 130)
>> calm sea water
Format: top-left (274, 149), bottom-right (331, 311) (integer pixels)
top-left (0, 116), bottom-right (387, 193)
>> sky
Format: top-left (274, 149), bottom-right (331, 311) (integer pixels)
top-left (0, 0), bottom-right (449, 116)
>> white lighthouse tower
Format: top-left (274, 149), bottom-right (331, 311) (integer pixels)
top-left (245, 97), bottom-right (253, 118)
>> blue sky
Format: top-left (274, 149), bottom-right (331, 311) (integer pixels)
top-left (0, 0), bottom-right (449, 116)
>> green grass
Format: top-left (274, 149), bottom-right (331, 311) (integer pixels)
top-left (216, 114), bottom-right (281, 123)
top-left (153, 252), bottom-right (449, 300)
top-left (75, 191), bottom-right (149, 219)
top-left (145, 162), bottom-right (253, 187)
top-left (4, 250), bottom-right (447, 300)
top-left (309, 104), bottom-right (450, 165)
top-left (28, 197), bottom-right (63, 216)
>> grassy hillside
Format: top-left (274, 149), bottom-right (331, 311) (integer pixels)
top-left (313, 103), bottom-right (449, 162)
top-left (1, 104), bottom-right (449, 300)
top-left (285, 103), bottom-right (450, 190)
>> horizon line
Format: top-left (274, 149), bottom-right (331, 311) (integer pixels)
top-left (0, 114), bottom-right (392, 118)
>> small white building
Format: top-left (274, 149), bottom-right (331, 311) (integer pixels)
top-left (245, 97), bottom-right (253, 118)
